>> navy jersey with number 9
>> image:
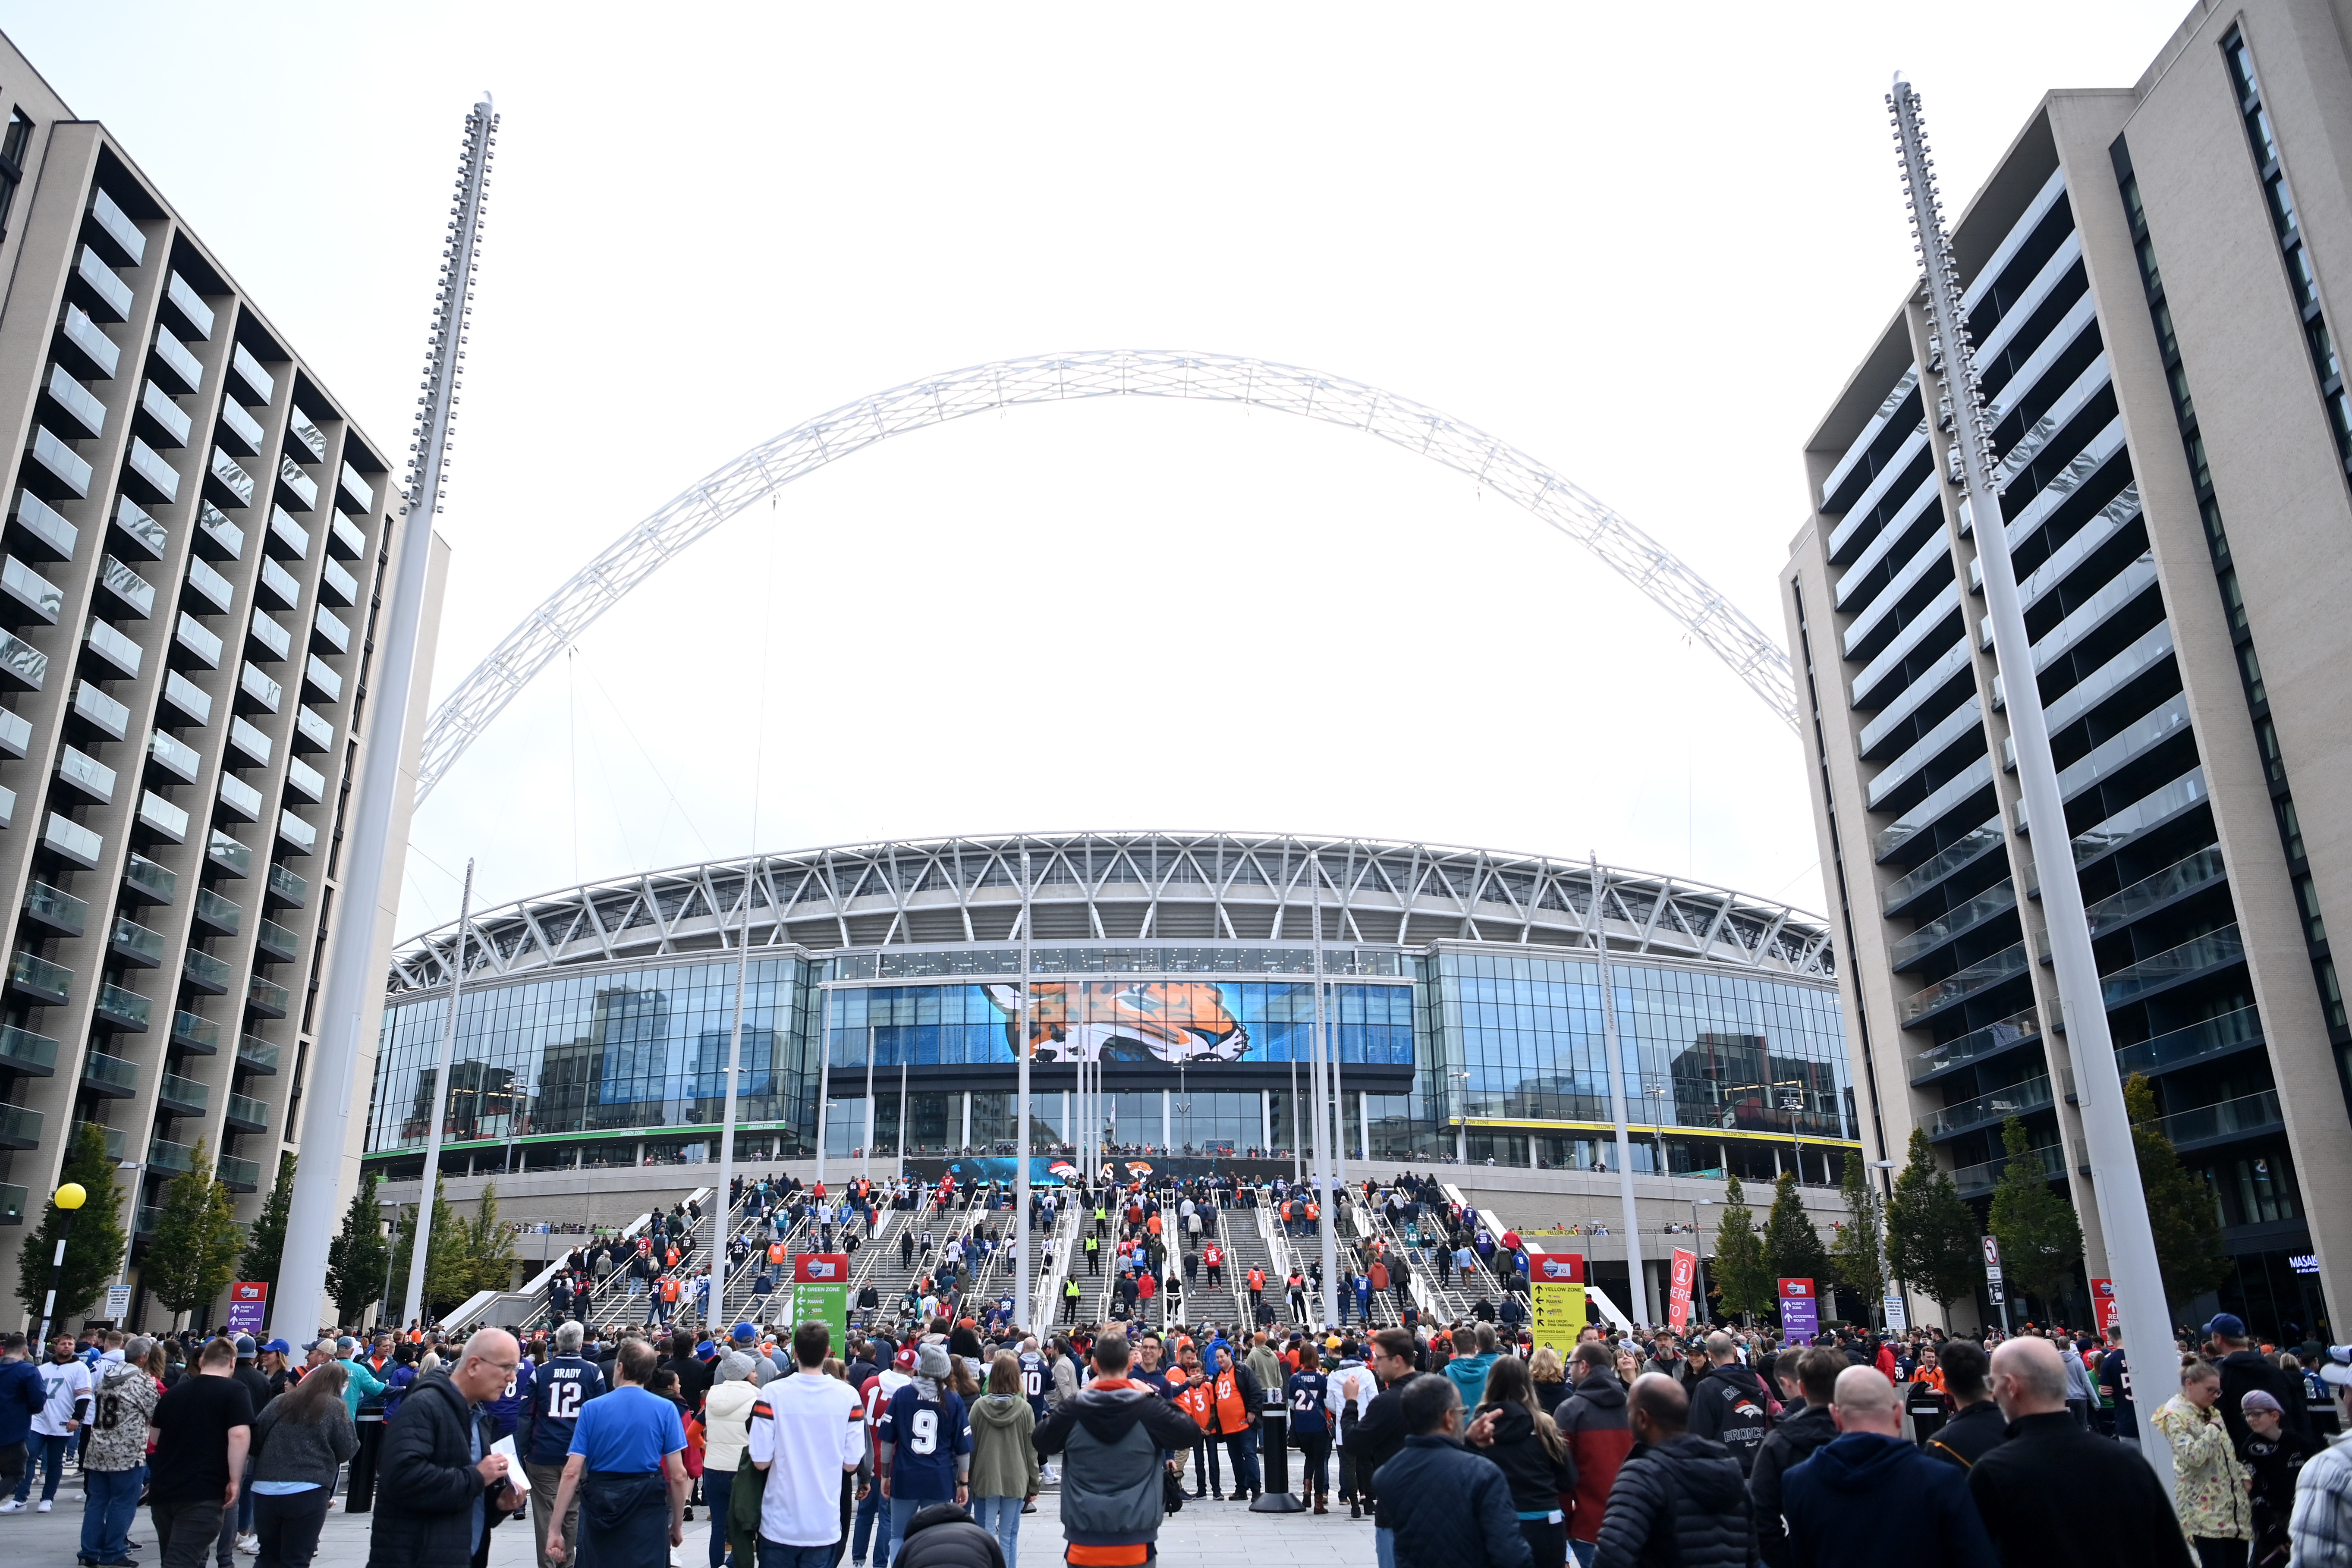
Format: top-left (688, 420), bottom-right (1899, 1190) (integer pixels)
top-left (525, 1355), bottom-right (610, 1467)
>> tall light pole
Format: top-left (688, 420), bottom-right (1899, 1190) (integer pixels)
top-left (402, 859), bottom-right (472, 1329)
top-left (1891, 75), bottom-right (2176, 1486)
top-left (710, 866), bottom-right (754, 1333)
top-left (1688, 1197), bottom-right (1714, 1326)
top-left (276, 94), bottom-right (498, 1344)
top-left (1014, 851), bottom-right (1031, 1324)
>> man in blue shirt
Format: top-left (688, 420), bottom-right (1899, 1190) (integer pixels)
top-left (519, 1321), bottom-right (607, 1568)
top-left (543, 1339), bottom-right (686, 1567)
top-left (876, 1343), bottom-right (971, 1564)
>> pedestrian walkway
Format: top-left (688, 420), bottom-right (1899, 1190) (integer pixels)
top-left (0, 1467), bottom-right (1372, 1567)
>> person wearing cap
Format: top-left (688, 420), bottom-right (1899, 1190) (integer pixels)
top-left (2205, 1313), bottom-right (2314, 1459)
top-left (258, 1342), bottom-right (295, 1402)
top-left (2240, 1386), bottom-right (2316, 1566)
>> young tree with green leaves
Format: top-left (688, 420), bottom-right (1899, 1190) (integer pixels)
top-left (387, 1172), bottom-right (475, 1319)
top-left (1986, 1115), bottom-right (2082, 1312)
top-left (325, 1170), bottom-right (391, 1329)
top-left (1763, 1170), bottom-right (1830, 1306)
top-left (1886, 1127), bottom-right (1981, 1324)
top-left (238, 1153), bottom-right (296, 1306)
top-left (142, 1140), bottom-right (242, 1326)
top-left (467, 1183), bottom-right (520, 1295)
top-left (1829, 1150), bottom-right (1887, 1318)
top-left (1708, 1173), bottom-right (1772, 1322)
top-left (14, 1123), bottom-right (129, 1329)
top-left (2126, 1072), bottom-right (2233, 1311)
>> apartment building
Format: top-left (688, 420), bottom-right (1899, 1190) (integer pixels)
top-left (1785, 0), bottom-right (2352, 1335)
top-left (0, 33), bottom-right (443, 1325)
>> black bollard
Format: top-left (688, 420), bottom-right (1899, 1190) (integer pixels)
top-left (1251, 1404), bottom-right (1300, 1511)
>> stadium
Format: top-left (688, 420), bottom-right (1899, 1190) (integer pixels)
top-left (365, 831), bottom-right (1856, 1195)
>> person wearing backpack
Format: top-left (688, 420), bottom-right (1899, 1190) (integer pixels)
top-left (1685, 1331), bottom-right (1774, 1477)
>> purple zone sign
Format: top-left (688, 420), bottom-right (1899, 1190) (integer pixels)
top-left (225, 1300), bottom-right (266, 1337)
top-left (1778, 1279), bottom-right (1819, 1339)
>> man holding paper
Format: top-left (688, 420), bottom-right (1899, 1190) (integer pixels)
top-left (544, 1339), bottom-right (689, 1565)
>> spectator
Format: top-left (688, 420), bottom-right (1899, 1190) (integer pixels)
top-left (2291, 1347), bottom-right (2352, 1564)
top-left (1032, 1331), bottom-right (1199, 1568)
top-left (879, 1343), bottom-right (972, 1563)
top-left (1377, 1373), bottom-right (1532, 1568)
top-left (746, 1320), bottom-right (864, 1568)
top-left (2152, 1360), bottom-right (2252, 1564)
top-left (1446, 1325), bottom-right (1504, 1409)
top-left (0, 1336), bottom-right (43, 1513)
top-left (1590, 1373), bottom-right (1752, 1568)
top-left (519, 1320), bottom-right (608, 1568)
top-left (364, 1328), bottom-right (525, 1568)
top-left (1778, 1365), bottom-right (1995, 1568)
top-left (891, 1502), bottom-right (1006, 1568)
top-left (1966, 1337), bottom-right (2191, 1568)
top-left (1686, 1331), bottom-right (1774, 1476)
top-left (546, 1337), bottom-right (689, 1565)
top-left (82, 1335), bottom-right (161, 1568)
top-left (1922, 1341), bottom-right (2005, 1471)
top-left (6, 1333), bottom-right (89, 1513)
top-left (248, 1359), bottom-right (358, 1568)
top-left (1557, 1341), bottom-right (1632, 1567)
top-left (148, 1339), bottom-right (255, 1568)
top-left (1355, 1329), bottom-right (1418, 1568)
top-left (700, 1353), bottom-right (761, 1568)
top-left (1462, 1355), bottom-right (1576, 1568)
top-left (2240, 1387), bottom-right (2317, 1567)
top-left (2205, 1315), bottom-right (2313, 1457)
top-left (1750, 1347), bottom-right (1842, 1568)
top-left (966, 1353), bottom-right (1038, 1565)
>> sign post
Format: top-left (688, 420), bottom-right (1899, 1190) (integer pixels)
top-left (1777, 1278), bottom-right (1819, 1342)
top-left (1529, 1251), bottom-right (1587, 1356)
top-left (2091, 1277), bottom-right (2120, 1337)
top-left (1981, 1236), bottom-right (2009, 1335)
top-left (790, 1254), bottom-right (849, 1349)
top-left (1667, 1249), bottom-right (1697, 1333)
top-left (226, 1282), bottom-right (268, 1339)
top-left (1882, 1293), bottom-right (1909, 1334)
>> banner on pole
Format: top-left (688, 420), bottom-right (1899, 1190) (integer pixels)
top-left (1528, 1251), bottom-right (1586, 1356)
top-left (1667, 1249), bottom-right (1697, 1331)
top-left (1778, 1278), bottom-right (1818, 1340)
top-left (2091, 1277), bottom-right (2119, 1335)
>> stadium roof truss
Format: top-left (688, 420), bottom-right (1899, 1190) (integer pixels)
top-left (387, 831), bottom-right (1835, 996)
top-left (414, 351), bottom-right (1799, 801)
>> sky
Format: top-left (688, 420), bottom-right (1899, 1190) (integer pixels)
top-left (5, 1), bottom-right (2190, 942)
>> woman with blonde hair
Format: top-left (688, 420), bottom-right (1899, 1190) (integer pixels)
top-left (967, 1352), bottom-right (1038, 1563)
top-left (1529, 1345), bottom-right (1571, 1416)
top-left (1466, 1353), bottom-right (1577, 1568)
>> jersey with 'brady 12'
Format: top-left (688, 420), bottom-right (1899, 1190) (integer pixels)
top-left (526, 1356), bottom-right (609, 1467)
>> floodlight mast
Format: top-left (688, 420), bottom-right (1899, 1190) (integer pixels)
top-left (274, 94), bottom-right (497, 1345)
top-left (1889, 75), bottom-right (2177, 1491)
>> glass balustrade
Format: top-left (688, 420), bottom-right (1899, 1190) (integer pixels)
top-left (0, 1025), bottom-right (58, 1074)
top-left (1882, 819), bottom-right (2005, 915)
top-left (2157, 1089), bottom-right (2281, 1147)
top-left (110, 915), bottom-right (164, 965)
top-left (236, 1035), bottom-right (280, 1073)
top-left (157, 1073), bottom-right (209, 1113)
top-left (94, 985), bottom-right (150, 1030)
top-left (2101, 925), bottom-right (2245, 1008)
top-left (1900, 942), bottom-right (2030, 1026)
top-left (2083, 845), bottom-right (2229, 937)
top-left (22, 881), bottom-right (87, 936)
top-left (1890, 880), bottom-right (2018, 970)
top-left (1924, 1074), bottom-right (2054, 1140)
top-left (2113, 1005), bottom-right (2262, 1078)
top-left (8, 949), bottom-right (70, 1001)
top-left (1953, 1141), bottom-right (2063, 1194)
top-left (81, 1050), bottom-right (138, 1094)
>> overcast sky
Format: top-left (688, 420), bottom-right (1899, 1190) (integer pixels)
top-left (7, 2), bottom-right (2188, 941)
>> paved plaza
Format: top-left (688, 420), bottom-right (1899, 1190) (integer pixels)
top-left (0, 1472), bottom-right (1370, 1568)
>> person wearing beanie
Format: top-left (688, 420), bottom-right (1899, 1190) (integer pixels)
top-left (699, 1354), bottom-right (762, 1568)
top-left (877, 1344), bottom-right (973, 1565)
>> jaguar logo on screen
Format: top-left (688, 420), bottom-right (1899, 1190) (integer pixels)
top-left (985, 981), bottom-right (1248, 1065)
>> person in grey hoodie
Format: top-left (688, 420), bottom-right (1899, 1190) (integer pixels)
top-left (250, 1361), bottom-right (358, 1568)
top-left (967, 1353), bottom-right (1038, 1565)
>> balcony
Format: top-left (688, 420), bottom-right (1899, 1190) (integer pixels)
top-left (182, 947), bottom-right (233, 996)
top-left (236, 1034), bottom-right (279, 1075)
top-left (109, 914), bottom-right (165, 968)
top-left (121, 854), bottom-right (176, 905)
top-left (216, 772), bottom-right (262, 822)
top-left (258, 557), bottom-right (299, 610)
top-left (42, 365), bottom-right (105, 439)
top-left (274, 458), bottom-right (318, 513)
top-left (26, 426), bottom-right (93, 500)
top-left (1953, 1139), bottom-right (2064, 1197)
top-left (217, 1155), bottom-right (260, 1192)
top-left (156, 1072), bottom-right (209, 1118)
top-left (254, 917), bottom-right (298, 962)
top-left (0, 1026), bottom-right (58, 1076)
top-left (99, 556), bottom-right (155, 619)
top-left (301, 655), bottom-right (340, 704)
top-left (266, 863), bottom-right (307, 908)
top-left (0, 629), bottom-right (45, 691)
top-left (337, 465), bottom-right (373, 514)
top-left (216, 398), bottom-right (263, 456)
top-left (2043, 769), bottom-right (2211, 868)
top-left (1900, 942), bottom-right (2033, 1028)
top-left (147, 1136), bottom-right (195, 1176)
top-left (171, 1011), bottom-right (220, 1056)
top-left (267, 507), bottom-right (308, 561)
top-left (85, 618), bottom-right (144, 679)
top-left (82, 1050), bottom-right (138, 1097)
top-left (328, 514), bottom-right (365, 559)
top-left (57, 304), bottom-right (121, 382)
top-left (10, 490), bottom-right (77, 561)
top-left (22, 882), bottom-right (88, 938)
top-left (311, 606), bottom-right (348, 655)
top-left (320, 556), bottom-right (357, 606)
top-left (294, 707), bottom-right (333, 752)
top-left (72, 1122), bottom-right (126, 1161)
top-left (193, 886), bottom-right (241, 936)
top-left (286, 409), bottom-right (327, 462)
top-left (74, 682), bottom-right (130, 744)
top-left (68, 246), bottom-right (132, 322)
top-left (0, 1185), bottom-right (23, 1225)
top-left (0, 556), bottom-right (62, 626)
top-left (43, 812), bottom-right (102, 868)
top-left (206, 448), bottom-right (256, 509)
top-left (2159, 1089), bottom-right (2283, 1150)
top-left (169, 616), bottom-right (221, 677)
top-left (277, 810), bottom-right (316, 855)
top-left (1891, 879), bottom-right (2018, 972)
top-left (2101, 925), bottom-right (2245, 1009)
top-left (237, 663), bottom-right (281, 714)
top-left (0, 1105), bottom-right (44, 1151)
top-left (2085, 845), bottom-right (2229, 939)
top-left (133, 1204), bottom-right (160, 1235)
top-left (85, 189), bottom-right (145, 267)
top-left (195, 503), bottom-right (242, 561)
top-left (93, 983), bottom-right (150, 1032)
top-left (162, 272), bottom-right (212, 340)
top-left (55, 745), bottom-right (116, 804)
top-left (207, 830), bottom-right (252, 877)
top-left (246, 607), bottom-right (290, 661)
top-left (2114, 1005), bottom-right (2264, 1080)
top-left (284, 757), bottom-right (324, 803)
top-left (0, 709), bottom-right (24, 758)
top-left (230, 716), bottom-right (271, 766)
top-left (1925, 1074), bottom-right (2055, 1141)
top-left (223, 1093), bottom-right (268, 1134)
top-left (135, 382), bottom-right (191, 449)
top-left (113, 498), bottom-right (167, 560)
top-left (135, 791), bottom-right (188, 845)
top-left (149, 326), bottom-right (203, 396)
top-left (147, 727), bottom-right (199, 783)
top-left (231, 344), bottom-right (274, 407)
top-left (247, 975), bottom-right (289, 1018)
top-left (162, 671), bottom-right (211, 729)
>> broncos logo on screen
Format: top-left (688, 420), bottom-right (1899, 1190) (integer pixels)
top-left (983, 981), bottom-right (1249, 1065)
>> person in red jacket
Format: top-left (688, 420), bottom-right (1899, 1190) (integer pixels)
top-left (1555, 1339), bottom-right (1633, 1555)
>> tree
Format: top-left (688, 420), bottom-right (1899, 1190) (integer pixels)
top-left (1986, 1116), bottom-right (2082, 1311)
top-left (2126, 1072), bottom-right (2233, 1310)
top-left (142, 1140), bottom-right (241, 1325)
top-left (1829, 1150), bottom-right (1886, 1317)
top-left (1708, 1173), bottom-right (1772, 1322)
top-left (466, 1183), bottom-right (520, 1295)
top-left (14, 1123), bottom-right (129, 1329)
top-left (1763, 1170), bottom-right (1830, 1304)
top-left (325, 1170), bottom-right (390, 1330)
top-left (238, 1153), bottom-right (296, 1310)
top-left (387, 1172), bottom-right (476, 1319)
top-left (1886, 1127), bottom-right (1981, 1323)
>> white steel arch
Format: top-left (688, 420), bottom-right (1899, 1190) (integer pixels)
top-left (416, 350), bottom-right (1796, 799)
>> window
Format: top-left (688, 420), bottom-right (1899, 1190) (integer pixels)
top-left (0, 110), bottom-right (28, 242)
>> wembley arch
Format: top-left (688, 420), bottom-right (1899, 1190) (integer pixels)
top-left (413, 349), bottom-right (1799, 800)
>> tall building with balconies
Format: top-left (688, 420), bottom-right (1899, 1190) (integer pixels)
top-left (0, 32), bottom-right (445, 1325)
top-left (1786, 0), bottom-right (2352, 1337)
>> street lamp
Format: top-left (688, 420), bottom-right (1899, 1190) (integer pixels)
top-left (35, 1182), bottom-right (87, 1347)
top-left (379, 1197), bottom-right (402, 1331)
top-left (112, 1160), bottom-right (145, 1321)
